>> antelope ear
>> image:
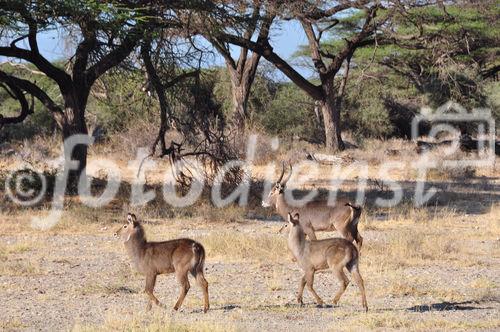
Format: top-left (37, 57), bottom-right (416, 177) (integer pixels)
top-left (127, 213), bottom-right (136, 224)
top-left (288, 212), bottom-right (299, 225)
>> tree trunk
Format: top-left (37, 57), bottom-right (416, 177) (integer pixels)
top-left (320, 89), bottom-right (345, 151)
top-left (61, 93), bottom-right (89, 193)
top-left (231, 83), bottom-right (247, 131)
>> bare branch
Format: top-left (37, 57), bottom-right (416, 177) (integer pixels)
top-left (217, 32), bottom-right (323, 100)
top-left (235, 1), bottom-right (261, 76)
top-left (9, 34), bottom-right (29, 48)
top-left (303, 0), bottom-right (371, 20)
top-left (300, 19), bottom-right (328, 75)
top-left (86, 26), bottom-right (142, 87)
top-left (0, 71), bottom-right (64, 119)
top-left (209, 36), bottom-right (237, 70)
top-left (0, 75), bottom-right (33, 128)
top-left (0, 61), bottom-right (46, 76)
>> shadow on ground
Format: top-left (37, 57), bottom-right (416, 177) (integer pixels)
top-left (407, 300), bottom-right (494, 312)
top-left (306, 177), bottom-right (499, 215)
top-left (0, 172), bottom-right (498, 219)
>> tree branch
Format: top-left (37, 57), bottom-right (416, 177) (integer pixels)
top-left (326, 5), bottom-right (379, 79)
top-left (235, 2), bottom-right (261, 77)
top-left (0, 71), bottom-right (64, 118)
top-left (219, 32), bottom-right (323, 100)
top-left (85, 26), bottom-right (142, 87)
top-left (0, 47), bottom-right (72, 91)
top-left (164, 70), bottom-right (199, 89)
top-left (303, 0), bottom-right (370, 20)
top-left (9, 34), bottom-right (29, 48)
top-left (210, 37), bottom-right (237, 71)
top-left (0, 61), bottom-right (46, 76)
top-left (300, 19), bottom-right (328, 76)
top-left (141, 41), bottom-right (171, 157)
top-left (240, 10), bottom-right (274, 98)
top-left (0, 75), bottom-right (33, 128)
top-left (73, 22), bottom-right (97, 84)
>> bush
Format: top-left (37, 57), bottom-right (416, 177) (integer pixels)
top-left (254, 84), bottom-right (320, 142)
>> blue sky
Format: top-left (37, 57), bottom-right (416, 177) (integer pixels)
top-left (14, 21), bottom-right (315, 80)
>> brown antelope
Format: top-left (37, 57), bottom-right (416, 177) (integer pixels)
top-left (114, 213), bottom-right (209, 312)
top-left (284, 213), bottom-right (368, 311)
top-left (262, 162), bottom-right (363, 251)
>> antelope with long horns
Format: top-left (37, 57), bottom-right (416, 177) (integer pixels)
top-left (263, 162), bottom-right (363, 251)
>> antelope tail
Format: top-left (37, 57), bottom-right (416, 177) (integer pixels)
top-left (191, 242), bottom-right (206, 277)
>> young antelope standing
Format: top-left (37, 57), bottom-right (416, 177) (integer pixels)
top-left (284, 212), bottom-right (367, 312)
top-left (114, 213), bottom-right (209, 312)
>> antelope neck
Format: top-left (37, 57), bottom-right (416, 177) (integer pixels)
top-left (288, 226), bottom-right (306, 258)
top-left (124, 231), bottom-right (147, 263)
top-left (276, 194), bottom-right (289, 217)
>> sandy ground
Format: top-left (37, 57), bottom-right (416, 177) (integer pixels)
top-left (1, 214), bottom-right (499, 331)
top-left (1, 150), bottom-right (499, 331)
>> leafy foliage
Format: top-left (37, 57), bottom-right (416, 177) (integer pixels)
top-left (1, 1), bottom-right (497, 151)
top-left (254, 83), bottom-right (320, 141)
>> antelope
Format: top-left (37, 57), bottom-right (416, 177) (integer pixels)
top-left (262, 162), bottom-right (363, 251)
top-left (114, 213), bottom-right (209, 312)
top-left (284, 213), bottom-right (368, 311)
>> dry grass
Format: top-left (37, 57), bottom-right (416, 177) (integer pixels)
top-left (196, 204), bottom-right (246, 223)
top-left (265, 266), bottom-right (288, 291)
top-left (0, 241), bottom-right (33, 256)
top-left (72, 311), bottom-right (236, 332)
top-left (348, 311), bottom-right (500, 331)
top-left (200, 231), bottom-right (286, 262)
top-left (0, 318), bottom-right (27, 330)
top-left (0, 259), bottom-right (43, 276)
top-left (362, 208), bottom-right (498, 272)
top-left (0, 138), bottom-right (498, 331)
top-left (469, 277), bottom-right (497, 290)
top-left (0, 241), bottom-right (42, 276)
top-left (1, 204), bottom-right (498, 330)
top-left (382, 274), bottom-right (466, 301)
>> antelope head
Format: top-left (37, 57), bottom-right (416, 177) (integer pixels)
top-left (262, 162), bottom-right (292, 208)
top-left (114, 213), bottom-right (140, 243)
top-left (278, 211), bottom-right (300, 234)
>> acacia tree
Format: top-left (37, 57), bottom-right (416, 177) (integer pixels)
top-left (0, 1), bottom-right (150, 186)
top-left (204, 1), bottom-right (274, 130)
top-left (214, 1), bottom-right (386, 151)
top-left (140, 37), bottom-right (202, 158)
top-left (378, 0), bottom-right (499, 108)
top-left (140, 35), bottom-right (243, 186)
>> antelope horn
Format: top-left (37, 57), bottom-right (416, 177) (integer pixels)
top-left (276, 161), bottom-right (286, 184)
top-left (281, 162), bottom-right (293, 186)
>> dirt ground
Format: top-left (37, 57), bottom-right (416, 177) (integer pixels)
top-left (1, 208), bottom-right (499, 331)
top-left (1, 149), bottom-right (499, 331)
